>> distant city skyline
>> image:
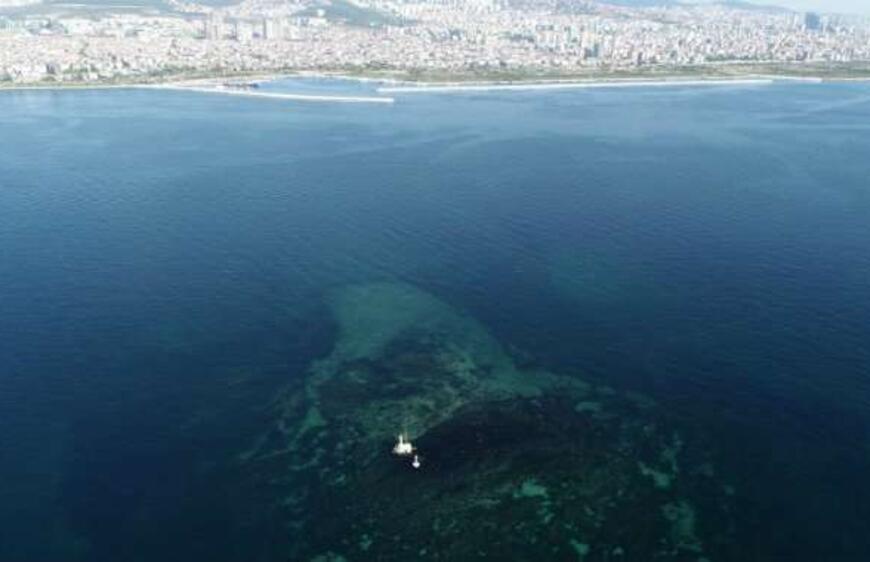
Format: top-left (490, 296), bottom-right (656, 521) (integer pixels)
top-left (757, 0), bottom-right (870, 15)
top-left (689, 0), bottom-right (869, 16)
top-left (4, 0), bottom-right (870, 86)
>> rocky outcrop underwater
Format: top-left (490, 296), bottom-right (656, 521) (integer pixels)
top-left (238, 283), bottom-right (736, 562)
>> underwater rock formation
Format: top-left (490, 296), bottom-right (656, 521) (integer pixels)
top-left (239, 283), bottom-right (735, 561)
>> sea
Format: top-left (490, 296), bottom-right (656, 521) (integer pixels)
top-left (1, 78), bottom-right (870, 561)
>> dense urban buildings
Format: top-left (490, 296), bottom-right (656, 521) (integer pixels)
top-left (1, 0), bottom-right (869, 84)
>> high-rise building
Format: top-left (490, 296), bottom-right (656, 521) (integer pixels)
top-left (235, 20), bottom-right (254, 42)
top-left (263, 18), bottom-right (282, 41)
top-left (205, 13), bottom-right (224, 40)
top-left (805, 12), bottom-right (822, 32)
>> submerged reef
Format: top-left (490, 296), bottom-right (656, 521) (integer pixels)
top-left (239, 283), bottom-right (735, 561)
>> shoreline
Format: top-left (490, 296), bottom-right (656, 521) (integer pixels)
top-left (143, 84), bottom-right (395, 104)
top-left (1, 71), bottom-right (869, 98)
top-left (0, 83), bottom-right (138, 92)
top-left (377, 78), bottom-right (776, 93)
top-left (0, 78), bottom-right (396, 104)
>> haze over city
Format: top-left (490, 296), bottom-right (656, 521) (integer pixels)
top-left (690, 0), bottom-right (870, 15)
top-left (2, 0), bottom-right (870, 87)
top-left (764, 0), bottom-right (870, 15)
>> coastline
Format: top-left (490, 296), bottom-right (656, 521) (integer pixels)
top-left (0, 83), bottom-right (139, 92)
top-left (142, 83), bottom-right (395, 104)
top-left (0, 76), bottom-right (396, 103)
top-left (2, 68), bottom-right (870, 98)
top-left (377, 78), bottom-right (776, 93)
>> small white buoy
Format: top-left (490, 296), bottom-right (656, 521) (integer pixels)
top-left (393, 433), bottom-right (414, 456)
top-left (411, 454), bottom-right (421, 469)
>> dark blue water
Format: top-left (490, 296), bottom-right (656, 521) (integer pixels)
top-left (1, 80), bottom-right (870, 560)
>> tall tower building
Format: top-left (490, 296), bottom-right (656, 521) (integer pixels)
top-left (205, 13), bottom-right (224, 40)
top-left (263, 18), bottom-right (282, 40)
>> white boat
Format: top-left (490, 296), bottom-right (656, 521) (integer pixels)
top-left (392, 433), bottom-right (414, 456)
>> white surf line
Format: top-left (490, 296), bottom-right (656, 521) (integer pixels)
top-left (148, 84), bottom-right (395, 104)
top-left (379, 78), bottom-right (774, 94)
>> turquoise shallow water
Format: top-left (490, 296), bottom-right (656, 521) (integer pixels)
top-left (1, 80), bottom-right (870, 560)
